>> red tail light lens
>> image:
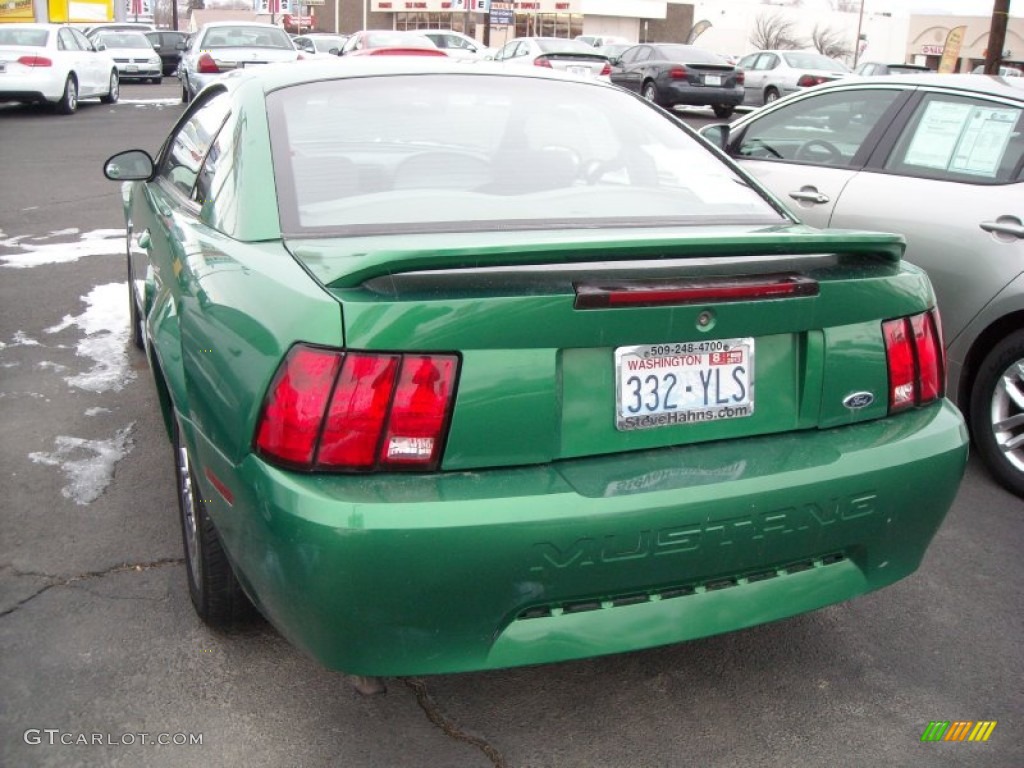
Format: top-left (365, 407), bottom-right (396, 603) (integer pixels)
top-left (599, 61), bottom-right (612, 76)
top-left (534, 56), bottom-right (552, 68)
top-left (255, 346), bottom-right (342, 464)
top-left (197, 53), bottom-right (220, 73)
top-left (797, 74), bottom-right (827, 87)
top-left (883, 309), bottom-right (945, 413)
top-left (381, 356), bottom-right (458, 466)
top-left (255, 345), bottom-right (458, 471)
top-left (735, 70), bottom-right (745, 85)
top-left (18, 55), bottom-right (53, 67)
top-left (669, 65), bottom-right (688, 79)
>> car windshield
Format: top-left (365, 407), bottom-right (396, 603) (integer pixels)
top-left (202, 26), bottom-right (292, 48)
top-left (781, 52), bottom-right (850, 72)
top-left (97, 33), bottom-right (151, 48)
top-left (536, 38), bottom-right (599, 54)
top-left (654, 45), bottom-right (727, 64)
top-left (365, 31), bottom-right (432, 48)
top-left (311, 36), bottom-right (346, 51)
top-left (269, 74), bottom-right (784, 236)
top-left (0, 28), bottom-right (49, 46)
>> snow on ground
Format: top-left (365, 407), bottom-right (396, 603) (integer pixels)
top-left (29, 424), bottom-right (136, 505)
top-left (46, 282), bottom-right (136, 393)
top-left (0, 229), bottom-right (124, 269)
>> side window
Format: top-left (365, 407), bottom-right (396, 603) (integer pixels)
top-left (756, 54), bottom-right (779, 71)
top-left (71, 29), bottom-right (92, 51)
top-left (885, 94), bottom-right (1024, 183)
top-left (736, 88), bottom-right (902, 166)
top-left (58, 29), bottom-right (81, 51)
top-left (194, 110), bottom-right (242, 231)
top-left (737, 54), bottom-right (757, 69)
top-left (631, 46), bottom-right (652, 63)
top-left (160, 93), bottom-right (231, 199)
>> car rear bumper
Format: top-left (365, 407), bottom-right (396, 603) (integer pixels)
top-left (662, 82), bottom-right (744, 107)
top-left (194, 400), bottom-right (968, 676)
top-left (0, 70), bottom-right (63, 102)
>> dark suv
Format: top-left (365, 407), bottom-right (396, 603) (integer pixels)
top-left (145, 30), bottom-right (189, 76)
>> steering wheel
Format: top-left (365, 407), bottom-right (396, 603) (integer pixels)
top-left (794, 139), bottom-right (843, 164)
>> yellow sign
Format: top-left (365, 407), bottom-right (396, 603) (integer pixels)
top-left (937, 25), bottom-right (966, 73)
top-left (0, 0), bottom-right (35, 22)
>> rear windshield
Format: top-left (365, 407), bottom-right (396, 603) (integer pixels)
top-left (654, 45), bottom-right (728, 65)
top-left (96, 33), bottom-right (151, 48)
top-left (781, 52), bottom-right (850, 72)
top-left (536, 38), bottom-right (600, 54)
top-left (268, 74), bottom-right (785, 236)
top-left (201, 26), bottom-right (292, 49)
top-left (0, 29), bottom-right (48, 47)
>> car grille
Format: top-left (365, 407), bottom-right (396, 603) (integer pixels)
top-left (516, 552), bottom-right (847, 619)
top-left (113, 57), bottom-right (153, 64)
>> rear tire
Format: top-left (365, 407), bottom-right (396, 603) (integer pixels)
top-left (764, 87), bottom-right (780, 104)
top-left (56, 76), bottom-right (78, 115)
top-left (642, 80), bottom-right (662, 107)
top-left (181, 77), bottom-right (190, 103)
top-left (712, 104), bottom-right (735, 119)
top-left (173, 415), bottom-right (254, 626)
top-left (100, 71), bottom-right (119, 104)
top-left (969, 331), bottom-right (1024, 497)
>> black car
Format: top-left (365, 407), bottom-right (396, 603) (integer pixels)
top-left (145, 30), bottom-right (189, 76)
top-left (610, 43), bottom-right (744, 117)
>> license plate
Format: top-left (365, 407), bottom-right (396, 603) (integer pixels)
top-left (127, 65), bottom-right (138, 72)
top-left (567, 65), bottom-right (591, 77)
top-left (615, 339), bottom-right (754, 431)
top-left (705, 74), bottom-right (722, 86)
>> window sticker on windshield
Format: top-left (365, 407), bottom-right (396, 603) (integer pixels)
top-left (903, 101), bottom-right (1018, 176)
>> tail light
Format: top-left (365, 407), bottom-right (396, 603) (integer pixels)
top-left (18, 55), bottom-right (53, 67)
top-left (197, 53), bottom-right (220, 73)
top-left (669, 65), bottom-right (688, 79)
top-left (797, 74), bottom-right (829, 87)
top-left (255, 344), bottom-right (459, 471)
top-left (735, 70), bottom-right (745, 85)
top-left (599, 61), bottom-right (612, 76)
top-left (883, 308), bottom-right (944, 413)
top-left (533, 56), bottom-right (553, 68)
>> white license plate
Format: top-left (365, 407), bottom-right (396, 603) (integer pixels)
top-left (705, 74), bottom-right (722, 86)
top-left (126, 65), bottom-right (138, 72)
top-left (615, 339), bottom-right (754, 430)
top-left (567, 65), bottom-right (591, 77)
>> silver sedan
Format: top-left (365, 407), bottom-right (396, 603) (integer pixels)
top-left (702, 74), bottom-right (1024, 496)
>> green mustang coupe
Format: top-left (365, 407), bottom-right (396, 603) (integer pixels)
top-left (103, 60), bottom-right (968, 678)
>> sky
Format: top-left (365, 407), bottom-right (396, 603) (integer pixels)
top-left (860, 0), bottom-right (1017, 16)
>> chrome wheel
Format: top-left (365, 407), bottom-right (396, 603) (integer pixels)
top-left (175, 421), bottom-right (201, 589)
top-left (642, 82), bottom-right (657, 103)
top-left (990, 357), bottom-right (1024, 473)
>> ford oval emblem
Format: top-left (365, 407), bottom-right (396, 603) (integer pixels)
top-left (843, 391), bottom-right (875, 410)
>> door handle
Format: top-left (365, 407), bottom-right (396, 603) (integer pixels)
top-left (136, 229), bottom-right (152, 249)
top-left (980, 218), bottom-right (1024, 239)
top-left (788, 189), bottom-right (830, 204)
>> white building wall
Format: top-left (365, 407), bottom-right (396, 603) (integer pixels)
top-left (578, 0), bottom-right (666, 39)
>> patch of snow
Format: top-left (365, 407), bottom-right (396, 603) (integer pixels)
top-left (36, 361), bottom-right (69, 372)
top-left (12, 331), bottom-right (41, 347)
top-left (85, 407), bottom-right (111, 417)
top-left (0, 229), bottom-right (125, 269)
top-left (46, 282), bottom-right (135, 393)
top-left (29, 424), bottom-right (135, 505)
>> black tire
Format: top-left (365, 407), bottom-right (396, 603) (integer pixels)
top-left (968, 331), bottom-right (1024, 497)
top-left (642, 80), bottom-right (662, 107)
top-left (712, 104), bottom-right (735, 119)
top-left (126, 258), bottom-right (144, 351)
top-left (56, 76), bottom-right (78, 115)
top-left (764, 87), bottom-right (780, 104)
top-left (173, 415), bottom-right (254, 626)
top-left (181, 77), bottom-right (190, 104)
top-left (100, 70), bottom-right (119, 104)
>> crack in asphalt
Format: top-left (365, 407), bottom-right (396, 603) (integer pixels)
top-left (0, 558), bottom-right (184, 618)
top-left (403, 677), bottom-right (507, 768)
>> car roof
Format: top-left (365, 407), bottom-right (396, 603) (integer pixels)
top-left (201, 21), bottom-right (285, 29)
top-left (820, 72), bottom-right (1024, 98)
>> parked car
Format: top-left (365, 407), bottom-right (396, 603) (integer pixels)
top-left (0, 23), bottom-right (119, 114)
top-left (83, 21), bottom-right (155, 38)
top-left (700, 74), bottom-right (1024, 496)
top-left (419, 29), bottom-right (490, 60)
top-left (102, 59), bottom-right (968, 679)
top-left (490, 37), bottom-right (611, 81)
top-left (736, 49), bottom-right (850, 106)
top-left (292, 33), bottom-right (348, 57)
top-left (338, 30), bottom-right (439, 56)
top-left (610, 42), bottom-right (744, 118)
top-left (971, 64), bottom-right (1023, 77)
top-left (145, 30), bottom-right (189, 76)
top-left (855, 62), bottom-right (932, 76)
top-left (92, 30), bottom-right (163, 83)
top-left (178, 22), bottom-right (300, 103)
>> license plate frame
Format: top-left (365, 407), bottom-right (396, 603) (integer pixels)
top-left (614, 338), bottom-right (755, 431)
top-left (704, 74), bottom-right (722, 86)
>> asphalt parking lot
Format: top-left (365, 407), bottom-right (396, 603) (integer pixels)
top-left (1, 79), bottom-right (1022, 768)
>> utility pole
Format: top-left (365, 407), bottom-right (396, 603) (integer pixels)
top-left (984, 0), bottom-right (1011, 74)
top-left (852, 0), bottom-right (865, 68)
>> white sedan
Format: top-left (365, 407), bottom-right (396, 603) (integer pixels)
top-left (0, 23), bottom-right (119, 114)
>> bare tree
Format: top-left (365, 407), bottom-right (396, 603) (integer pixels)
top-left (750, 13), bottom-right (804, 50)
top-left (810, 24), bottom-right (853, 59)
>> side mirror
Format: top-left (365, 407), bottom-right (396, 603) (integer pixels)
top-left (104, 149), bottom-right (155, 182)
top-left (328, 47), bottom-right (339, 55)
top-left (608, 55), bottom-right (621, 66)
top-left (95, 43), bottom-right (106, 51)
top-left (700, 124), bottom-right (731, 152)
